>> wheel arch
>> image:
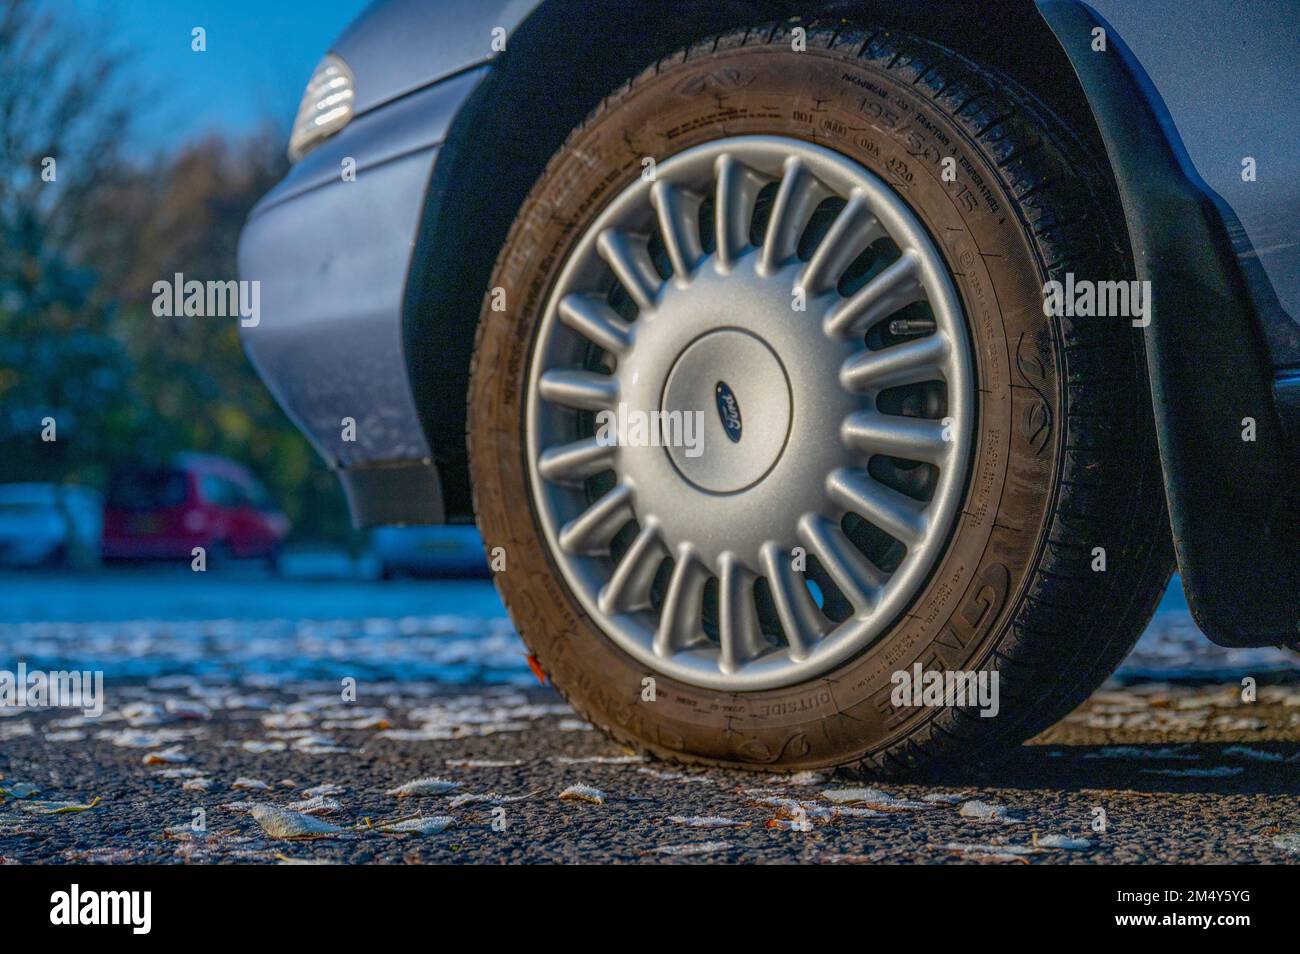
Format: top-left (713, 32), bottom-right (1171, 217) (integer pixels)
top-left (401, 0), bottom-right (1106, 521)
top-left (1037, 0), bottom-right (1300, 648)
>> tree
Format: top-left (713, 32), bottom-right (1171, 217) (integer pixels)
top-left (0, 0), bottom-right (136, 485)
top-left (0, 0), bottom-right (353, 541)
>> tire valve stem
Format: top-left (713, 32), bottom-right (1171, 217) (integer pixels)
top-left (889, 318), bottom-right (937, 336)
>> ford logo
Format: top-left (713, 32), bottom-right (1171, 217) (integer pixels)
top-left (714, 381), bottom-right (743, 443)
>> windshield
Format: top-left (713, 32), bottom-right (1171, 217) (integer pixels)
top-left (106, 470), bottom-right (188, 511)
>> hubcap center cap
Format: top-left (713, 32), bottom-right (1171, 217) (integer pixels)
top-left (661, 329), bottom-right (791, 494)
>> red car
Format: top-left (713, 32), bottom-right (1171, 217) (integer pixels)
top-left (102, 454), bottom-right (289, 563)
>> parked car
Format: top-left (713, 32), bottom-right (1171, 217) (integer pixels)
top-left (371, 525), bottom-right (490, 578)
top-left (239, 0), bottom-right (1299, 774)
top-left (0, 483), bottom-right (102, 568)
top-left (102, 454), bottom-right (289, 563)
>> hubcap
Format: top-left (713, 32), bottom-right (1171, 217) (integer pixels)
top-left (662, 330), bottom-right (790, 493)
top-left (525, 136), bottom-right (974, 691)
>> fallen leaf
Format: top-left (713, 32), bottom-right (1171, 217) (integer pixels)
top-left (667, 816), bottom-right (749, 828)
top-left (936, 842), bottom-right (1040, 858)
top-left (302, 783), bottom-right (346, 797)
top-left (240, 740), bottom-right (287, 753)
top-left (43, 730), bottom-right (86, 742)
top-left (559, 784), bottom-right (606, 805)
top-left (250, 804), bottom-right (344, 839)
top-left (285, 795), bottom-right (343, 816)
top-left (143, 746), bottom-right (188, 765)
top-left (822, 787), bottom-right (928, 810)
top-left (647, 841), bottom-right (731, 857)
top-left (637, 767), bottom-right (711, 783)
top-left (386, 777), bottom-right (461, 798)
top-left (19, 797), bottom-right (101, 815)
top-left (377, 816), bottom-right (454, 835)
top-left (1036, 834), bottom-right (1092, 850)
top-left (447, 791), bottom-right (537, 808)
top-left (1272, 834), bottom-right (1300, 854)
top-left (958, 800), bottom-right (1012, 821)
top-left (164, 699), bottom-right (212, 720)
top-left (275, 854), bottom-right (334, 865)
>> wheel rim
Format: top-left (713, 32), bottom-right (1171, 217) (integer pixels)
top-left (525, 135), bottom-right (974, 691)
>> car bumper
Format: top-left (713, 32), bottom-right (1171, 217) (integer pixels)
top-left (237, 68), bottom-right (489, 522)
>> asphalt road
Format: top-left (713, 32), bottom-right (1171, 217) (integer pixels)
top-left (1, 568), bottom-right (1298, 864)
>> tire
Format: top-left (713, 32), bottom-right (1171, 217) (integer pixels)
top-left (468, 20), bottom-right (1173, 775)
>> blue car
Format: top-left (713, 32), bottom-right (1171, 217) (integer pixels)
top-left (0, 483), bottom-right (102, 568)
top-left (371, 524), bottom-right (489, 578)
top-left (239, 0), bottom-right (1299, 774)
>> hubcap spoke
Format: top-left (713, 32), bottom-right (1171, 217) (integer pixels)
top-left (823, 249), bottom-right (924, 338)
top-left (718, 553), bottom-right (769, 673)
top-left (841, 410), bottom-right (951, 464)
top-left (650, 181), bottom-right (704, 280)
top-left (599, 521), bottom-right (667, 614)
top-left (597, 229), bottom-right (660, 311)
top-left (799, 192), bottom-right (886, 297)
top-left (537, 368), bottom-right (618, 411)
top-left (558, 294), bottom-right (633, 356)
top-left (840, 333), bottom-right (949, 392)
top-left (759, 157), bottom-right (828, 275)
top-left (827, 468), bottom-right (927, 547)
top-left (654, 547), bottom-right (711, 657)
top-left (713, 153), bottom-right (765, 270)
top-left (797, 514), bottom-right (887, 615)
top-left (558, 482), bottom-right (634, 555)
top-left (538, 436), bottom-right (617, 484)
top-left (760, 542), bottom-right (827, 660)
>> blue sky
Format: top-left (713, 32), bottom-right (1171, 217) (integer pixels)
top-left (68, 0), bottom-right (373, 152)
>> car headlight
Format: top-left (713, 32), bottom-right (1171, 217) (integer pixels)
top-left (287, 53), bottom-right (356, 162)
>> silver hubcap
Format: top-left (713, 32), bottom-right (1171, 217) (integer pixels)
top-left (525, 136), bottom-right (974, 691)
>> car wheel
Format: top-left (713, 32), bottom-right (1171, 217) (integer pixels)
top-left (468, 21), bottom-right (1173, 774)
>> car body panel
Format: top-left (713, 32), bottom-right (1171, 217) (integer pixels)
top-left (239, 69), bottom-right (488, 468)
top-left (1084, 0), bottom-right (1300, 361)
top-left (332, 0), bottom-right (534, 117)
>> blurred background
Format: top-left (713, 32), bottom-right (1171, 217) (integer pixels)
top-left (0, 0), bottom-right (494, 582)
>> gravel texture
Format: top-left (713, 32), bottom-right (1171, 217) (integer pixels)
top-left (3, 677), bottom-right (1299, 864)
